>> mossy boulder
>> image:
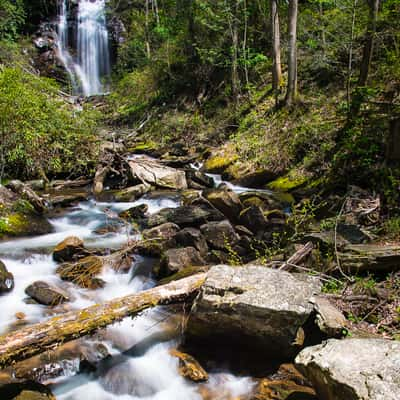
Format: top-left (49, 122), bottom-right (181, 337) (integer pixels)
top-left (267, 170), bottom-right (308, 192)
top-left (0, 212), bottom-right (53, 239)
top-left (114, 184), bottom-right (152, 202)
top-left (0, 260), bottom-right (14, 293)
top-left (202, 145), bottom-right (238, 174)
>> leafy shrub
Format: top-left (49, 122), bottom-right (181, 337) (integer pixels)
top-left (0, 67), bottom-right (99, 180)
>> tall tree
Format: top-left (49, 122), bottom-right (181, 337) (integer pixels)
top-left (358, 0), bottom-right (380, 86)
top-left (285, 0), bottom-right (299, 106)
top-left (270, 0), bottom-right (282, 105)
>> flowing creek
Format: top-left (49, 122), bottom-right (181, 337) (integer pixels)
top-left (0, 187), bottom-right (256, 400)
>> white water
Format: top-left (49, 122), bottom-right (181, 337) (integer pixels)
top-left (0, 194), bottom-right (254, 400)
top-left (57, 0), bottom-right (111, 96)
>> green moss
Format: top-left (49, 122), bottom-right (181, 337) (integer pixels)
top-left (203, 145), bottom-right (239, 173)
top-left (158, 266), bottom-right (206, 285)
top-left (0, 213), bottom-right (29, 236)
top-left (267, 171), bottom-right (308, 192)
top-left (128, 141), bottom-right (158, 154)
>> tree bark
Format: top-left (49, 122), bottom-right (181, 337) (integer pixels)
top-left (270, 0), bottom-right (282, 105)
top-left (0, 273), bottom-right (207, 368)
top-left (358, 0), bottom-right (380, 87)
top-left (285, 0), bottom-right (299, 106)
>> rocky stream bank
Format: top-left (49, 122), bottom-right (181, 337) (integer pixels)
top-left (0, 142), bottom-right (399, 400)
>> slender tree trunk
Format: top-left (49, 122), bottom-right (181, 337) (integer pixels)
top-left (145, 0), bottom-right (151, 59)
top-left (285, 0), bottom-right (299, 106)
top-left (231, 0), bottom-right (240, 101)
top-left (270, 0), bottom-right (282, 105)
top-left (358, 0), bottom-right (380, 87)
top-left (319, 2), bottom-right (326, 59)
top-left (346, 0), bottom-right (358, 111)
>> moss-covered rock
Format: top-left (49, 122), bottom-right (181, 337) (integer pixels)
top-left (169, 349), bottom-right (208, 382)
top-left (267, 170), bottom-right (309, 192)
top-left (202, 145), bottom-right (238, 174)
top-left (0, 260), bottom-right (14, 293)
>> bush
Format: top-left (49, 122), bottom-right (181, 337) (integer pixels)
top-left (0, 0), bottom-right (25, 41)
top-left (0, 67), bottom-right (99, 180)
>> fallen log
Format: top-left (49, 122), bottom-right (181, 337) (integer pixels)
top-left (0, 273), bottom-right (207, 368)
top-left (279, 242), bottom-right (314, 271)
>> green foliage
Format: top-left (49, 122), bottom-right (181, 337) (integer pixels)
top-left (0, 0), bottom-right (25, 41)
top-left (0, 67), bottom-right (99, 179)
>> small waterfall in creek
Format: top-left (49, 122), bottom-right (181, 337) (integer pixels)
top-left (57, 0), bottom-right (111, 96)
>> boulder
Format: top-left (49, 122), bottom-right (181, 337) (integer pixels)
top-left (160, 247), bottom-right (206, 277)
top-left (142, 222), bottom-right (180, 241)
top-left (200, 220), bottom-right (240, 250)
top-left (173, 228), bottom-right (208, 256)
top-left (239, 206), bottom-right (267, 234)
top-left (118, 204), bottom-right (148, 221)
top-left (6, 180), bottom-right (47, 214)
top-left (204, 189), bottom-right (243, 222)
top-left (0, 260), bottom-right (14, 293)
top-left (113, 184), bottom-right (151, 202)
top-left (52, 236), bottom-right (87, 263)
top-left (57, 256), bottom-right (105, 289)
top-left (169, 349), bottom-right (208, 382)
top-left (187, 265), bottom-right (321, 359)
top-left (295, 338), bottom-right (400, 400)
top-left (25, 281), bottom-right (70, 306)
top-left (312, 297), bottom-right (347, 338)
top-left (128, 156), bottom-right (187, 190)
top-left (146, 204), bottom-right (224, 228)
top-left (186, 170), bottom-right (215, 189)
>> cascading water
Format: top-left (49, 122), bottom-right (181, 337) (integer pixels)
top-left (57, 0), bottom-right (111, 96)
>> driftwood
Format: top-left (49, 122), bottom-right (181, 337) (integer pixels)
top-left (0, 273), bottom-right (207, 368)
top-left (279, 242), bottom-right (314, 271)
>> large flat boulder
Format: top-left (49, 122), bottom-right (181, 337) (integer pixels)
top-left (295, 338), bottom-right (400, 400)
top-left (128, 156), bottom-right (187, 190)
top-left (187, 265), bottom-right (321, 359)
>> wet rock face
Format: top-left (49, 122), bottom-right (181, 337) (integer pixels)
top-left (295, 338), bottom-right (400, 400)
top-left (160, 247), bottom-right (206, 277)
top-left (187, 265), bottom-right (321, 359)
top-left (25, 281), bottom-right (70, 306)
top-left (200, 220), bottom-right (240, 251)
top-left (0, 260), bottom-right (14, 293)
top-left (52, 236), bottom-right (87, 263)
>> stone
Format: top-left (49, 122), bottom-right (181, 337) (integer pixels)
top-left (57, 256), bottom-right (105, 289)
top-left (146, 204), bottom-right (224, 228)
top-left (113, 184), bottom-right (151, 202)
top-left (52, 236), bottom-right (86, 263)
top-left (0, 260), bottom-right (14, 293)
top-left (200, 220), bottom-right (240, 250)
top-left (186, 170), bottom-right (215, 189)
top-left (173, 228), bottom-right (209, 256)
top-left (142, 222), bottom-right (180, 241)
top-left (312, 297), bottom-right (347, 338)
top-left (169, 349), bottom-right (208, 382)
top-left (295, 338), bottom-right (400, 400)
top-left (239, 206), bottom-right (267, 234)
top-left (128, 156), bottom-right (187, 190)
top-left (118, 204), bottom-right (148, 221)
top-left (160, 247), bottom-right (206, 277)
top-left (25, 281), bottom-right (70, 306)
top-left (187, 265), bottom-right (321, 359)
top-left (204, 189), bottom-right (243, 222)
top-left (337, 223), bottom-right (370, 244)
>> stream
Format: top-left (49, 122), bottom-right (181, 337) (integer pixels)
top-left (0, 184), bottom-right (257, 399)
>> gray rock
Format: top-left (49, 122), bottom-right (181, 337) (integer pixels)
top-left (200, 220), bottom-right (240, 250)
top-left (114, 184), bottom-right (151, 202)
top-left (128, 156), bottom-right (187, 190)
top-left (142, 222), bottom-right (180, 241)
top-left (0, 260), bottom-right (14, 293)
top-left (53, 236), bottom-right (87, 263)
top-left (25, 281), bottom-right (70, 306)
top-left (146, 204), bottom-right (224, 228)
top-left (295, 338), bottom-right (400, 400)
top-left (160, 247), bottom-right (206, 277)
top-left (173, 228), bottom-right (209, 256)
top-left (186, 170), bottom-right (215, 189)
top-left (187, 265), bottom-right (321, 358)
top-left (312, 296), bottom-right (347, 338)
top-left (119, 204), bottom-right (149, 221)
top-left (204, 189), bottom-right (243, 223)
top-left (239, 205), bottom-right (267, 233)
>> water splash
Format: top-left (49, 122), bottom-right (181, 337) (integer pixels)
top-left (57, 0), bottom-right (111, 96)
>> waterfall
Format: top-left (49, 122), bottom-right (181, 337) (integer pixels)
top-left (56, 0), bottom-right (111, 96)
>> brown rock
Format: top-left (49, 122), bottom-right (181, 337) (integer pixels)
top-left (169, 349), bottom-right (208, 382)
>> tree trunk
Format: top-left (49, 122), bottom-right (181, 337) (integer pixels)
top-left (0, 273), bottom-right (207, 368)
top-left (231, 0), bottom-right (240, 102)
top-left (358, 0), bottom-right (380, 87)
top-left (285, 0), bottom-right (299, 106)
top-left (270, 0), bottom-right (282, 105)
